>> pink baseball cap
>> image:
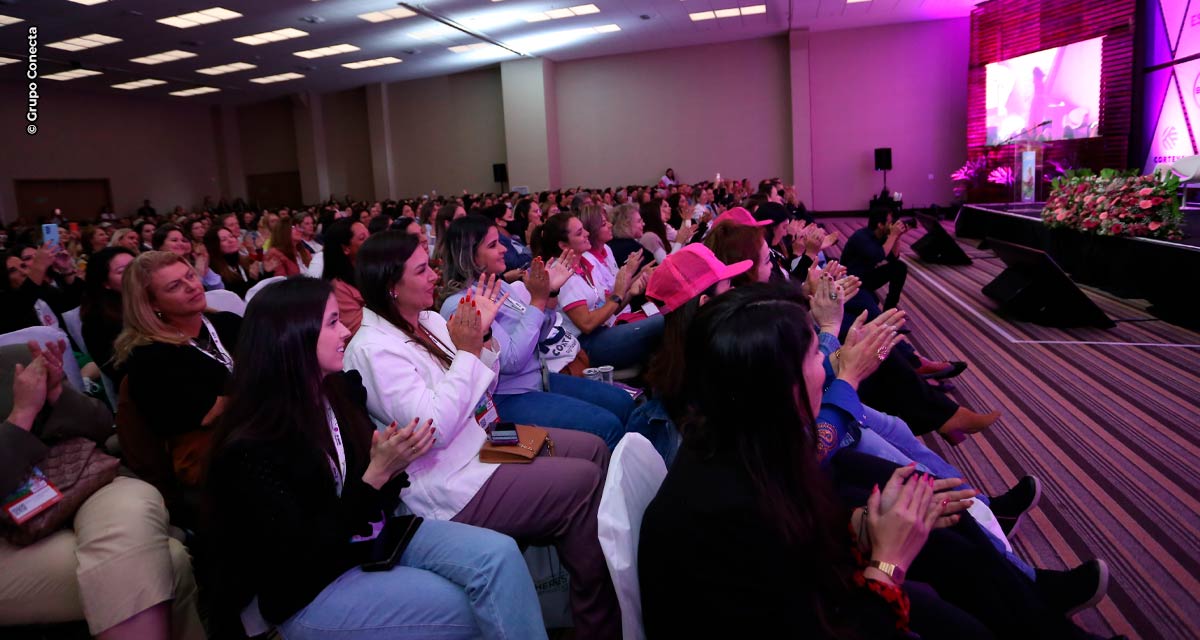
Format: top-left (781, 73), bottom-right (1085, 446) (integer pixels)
top-left (713, 206), bottom-right (771, 228)
top-left (646, 244), bottom-right (752, 313)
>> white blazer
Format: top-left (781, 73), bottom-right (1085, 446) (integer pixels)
top-left (343, 308), bottom-right (501, 520)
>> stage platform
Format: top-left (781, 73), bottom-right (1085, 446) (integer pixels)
top-left (955, 203), bottom-right (1199, 327)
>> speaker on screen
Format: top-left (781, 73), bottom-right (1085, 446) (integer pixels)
top-left (874, 148), bottom-right (892, 172)
top-left (981, 238), bottom-right (1114, 328)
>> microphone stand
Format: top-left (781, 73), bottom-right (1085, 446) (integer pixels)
top-left (999, 120), bottom-right (1052, 146)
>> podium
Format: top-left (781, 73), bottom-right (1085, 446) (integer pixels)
top-left (1010, 139), bottom-right (1043, 203)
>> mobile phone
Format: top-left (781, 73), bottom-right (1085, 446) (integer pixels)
top-left (41, 224), bottom-right (60, 248)
top-left (361, 516), bottom-right (424, 572)
top-left (489, 421), bottom-right (519, 445)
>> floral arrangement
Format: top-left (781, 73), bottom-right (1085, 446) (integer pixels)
top-left (1041, 169), bottom-right (1184, 239)
top-left (950, 158), bottom-right (988, 183)
top-left (987, 166), bottom-right (1015, 186)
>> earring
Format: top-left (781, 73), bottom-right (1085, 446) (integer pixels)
top-left (390, 290), bottom-right (398, 300)
top-left (154, 310), bottom-right (163, 319)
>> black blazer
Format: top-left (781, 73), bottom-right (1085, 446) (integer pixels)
top-left (207, 371), bottom-right (410, 626)
top-left (638, 444), bottom-right (902, 639)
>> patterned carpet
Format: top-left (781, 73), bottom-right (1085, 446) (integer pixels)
top-left (818, 216), bottom-right (1200, 640)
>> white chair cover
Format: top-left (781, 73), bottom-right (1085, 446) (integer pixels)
top-left (62, 307), bottom-right (87, 356)
top-left (597, 433), bottom-right (667, 640)
top-left (205, 289), bottom-right (247, 316)
top-left (245, 276), bottom-right (286, 304)
top-left (0, 326), bottom-right (85, 391)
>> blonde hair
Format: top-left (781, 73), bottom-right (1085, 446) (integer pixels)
top-left (113, 251), bottom-right (192, 365)
top-left (108, 228), bottom-right (138, 253)
top-left (610, 203), bottom-right (641, 238)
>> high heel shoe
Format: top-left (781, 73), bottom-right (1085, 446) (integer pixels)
top-left (938, 407), bottom-right (1001, 445)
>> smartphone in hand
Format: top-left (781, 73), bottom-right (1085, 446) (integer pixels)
top-left (41, 224), bottom-right (60, 248)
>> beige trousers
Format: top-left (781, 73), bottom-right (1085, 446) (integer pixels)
top-left (0, 476), bottom-right (204, 639)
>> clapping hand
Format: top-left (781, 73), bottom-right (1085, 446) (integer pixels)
top-left (8, 356), bottom-right (48, 431)
top-left (463, 273), bottom-right (509, 329)
top-left (834, 312), bottom-right (904, 388)
top-left (26, 339), bottom-right (66, 405)
top-left (865, 467), bottom-right (944, 583)
top-left (365, 418), bottom-right (436, 488)
top-left (808, 275), bottom-right (845, 335)
top-left (546, 249), bottom-right (578, 291)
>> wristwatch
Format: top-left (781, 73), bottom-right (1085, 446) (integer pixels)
top-left (608, 294), bottom-right (623, 306)
top-left (869, 560), bottom-right (906, 584)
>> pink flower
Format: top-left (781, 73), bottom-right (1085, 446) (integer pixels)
top-left (1149, 221), bottom-right (1162, 231)
top-left (1152, 197), bottom-right (1164, 205)
top-left (1099, 212), bottom-right (1108, 220)
top-left (1139, 199), bottom-right (1154, 209)
top-left (1056, 211), bottom-right (1068, 221)
top-left (1096, 196), bottom-right (1106, 205)
top-left (1139, 187), bottom-right (1154, 196)
top-left (1082, 219), bottom-right (1099, 229)
top-left (1110, 223), bottom-right (1124, 234)
top-left (1084, 195), bottom-right (1094, 204)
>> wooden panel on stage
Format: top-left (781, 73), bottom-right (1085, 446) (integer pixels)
top-left (967, 0), bottom-right (1138, 203)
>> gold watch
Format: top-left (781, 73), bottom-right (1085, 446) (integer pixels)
top-left (869, 560), bottom-right (906, 584)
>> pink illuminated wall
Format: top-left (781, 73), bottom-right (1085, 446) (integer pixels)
top-left (808, 18), bottom-right (970, 211)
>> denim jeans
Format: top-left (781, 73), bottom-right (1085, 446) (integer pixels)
top-left (278, 519), bottom-right (546, 640)
top-left (577, 314), bottom-right (665, 369)
top-left (626, 398), bottom-right (683, 465)
top-left (494, 373), bottom-right (634, 449)
top-left (853, 407), bottom-right (1035, 580)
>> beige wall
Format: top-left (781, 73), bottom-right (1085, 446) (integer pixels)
top-left (322, 87), bottom-right (374, 201)
top-left (555, 37), bottom-right (793, 188)
top-left (386, 68), bottom-right (508, 197)
top-left (237, 97), bottom-right (298, 177)
top-left (0, 82), bottom-right (222, 223)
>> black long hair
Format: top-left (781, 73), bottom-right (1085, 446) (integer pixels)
top-left (80, 247), bottom-right (134, 335)
top-left (356, 230), bottom-right (452, 368)
top-left (210, 277), bottom-right (372, 479)
top-left (682, 283), bottom-right (855, 634)
top-left (531, 212), bottom-right (574, 260)
top-left (321, 219), bottom-right (358, 284)
top-left (640, 199), bottom-right (670, 249)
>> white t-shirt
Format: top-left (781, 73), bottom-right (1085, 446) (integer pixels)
top-left (582, 246), bottom-right (617, 293)
top-left (558, 265), bottom-right (614, 337)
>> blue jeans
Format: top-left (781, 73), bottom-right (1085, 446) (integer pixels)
top-left (495, 373), bottom-right (634, 449)
top-left (577, 314), bottom-right (665, 369)
top-left (853, 407), bottom-right (1035, 580)
top-left (278, 520), bottom-right (547, 640)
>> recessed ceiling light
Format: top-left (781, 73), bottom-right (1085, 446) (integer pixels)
top-left (343, 56), bottom-right (403, 69)
top-left (250, 72), bottom-right (305, 84)
top-left (46, 33), bottom-right (122, 51)
top-left (157, 7), bottom-right (242, 29)
top-left (170, 86), bottom-right (220, 96)
top-left (448, 43), bottom-right (491, 53)
top-left (0, 56), bottom-right (19, 66)
top-left (526, 3), bottom-right (601, 22)
top-left (0, 14), bottom-right (23, 26)
top-left (847, 0), bottom-right (872, 3)
top-left (197, 61), bottom-right (257, 75)
top-left (358, 7), bottom-right (416, 22)
top-left (131, 49), bottom-right (198, 64)
top-left (294, 43), bottom-right (359, 59)
top-left (68, 0), bottom-right (109, 5)
top-left (689, 5), bottom-right (765, 21)
top-left (592, 24), bottom-right (621, 33)
top-left (112, 79), bottom-right (167, 90)
top-left (234, 27), bottom-right (308, 45)
top-left (43, 69), bottom-right (103, 81)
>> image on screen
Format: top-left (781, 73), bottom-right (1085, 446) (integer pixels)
top-left (985, 37), bottom-right (1103, 146)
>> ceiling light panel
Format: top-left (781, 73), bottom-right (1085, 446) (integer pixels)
top-left (197, 61), bottom-right (256, 75)
top-left (294, 43), bottom-right (359, 58)
top-left (250, 72), bottom-right (305, 84)
top-left (43, 69), bottom-right (103, 80)
top-left (689, 5), bottom-right (766, 21)
top-left (525, 4), bottom-right (601, 22)
top-left (46, 33), bottom-right (121, 51)
top-left (234, 28), bottom-right (308, 45)
top-left (0, 15), bottom-right (23, 26)
top-left (112, 79), bottom-right (167, 90)
top-left (131, 49), bottom-right (197, 65)
top-left (343, 56), bottom-right (403, 69)
top-left (0, 56), bottom-right (19, 65)
top-left (170, 87), bottom-right (220, 96)
top-left (68, 0), bottom-right (109, 5)
top-left (358, 7), bottom-right (416, 22)
top-left (448, 43), bottom-right (491, 53)
top-left (158, 7), bottom-right (242, 29)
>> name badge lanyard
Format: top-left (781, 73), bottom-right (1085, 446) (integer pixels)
top-left (190, 316), bottom-right (234, 372)
top-left (326, 403), bottom-right (347, 497)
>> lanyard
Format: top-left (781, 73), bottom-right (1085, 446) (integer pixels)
top-left (190, 316), bottom-right (234, 372)
top-left (325, 403), bottom-right (347, 497)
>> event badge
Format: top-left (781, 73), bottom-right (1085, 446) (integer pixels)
top-left (474, 394), bottom-right (500, 432)
top-left (3, 468), bottom-right (63, 525)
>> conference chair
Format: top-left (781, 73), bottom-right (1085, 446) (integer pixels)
top-left (245, 276), bottom-right (286, 303)
top-left (597, 433), bottom-right (669, 640)
top-left (205, 289), bottom-right (247, 316)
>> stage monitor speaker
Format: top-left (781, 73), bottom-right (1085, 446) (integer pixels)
top-left (981, 238), bottom-right (1115, 329)
top-left (912, 212), bottom-right (972, 265)
top-left (492, 163), bottom-right (508, 183)
top-left (874, 148), bottom-right (892, 172)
